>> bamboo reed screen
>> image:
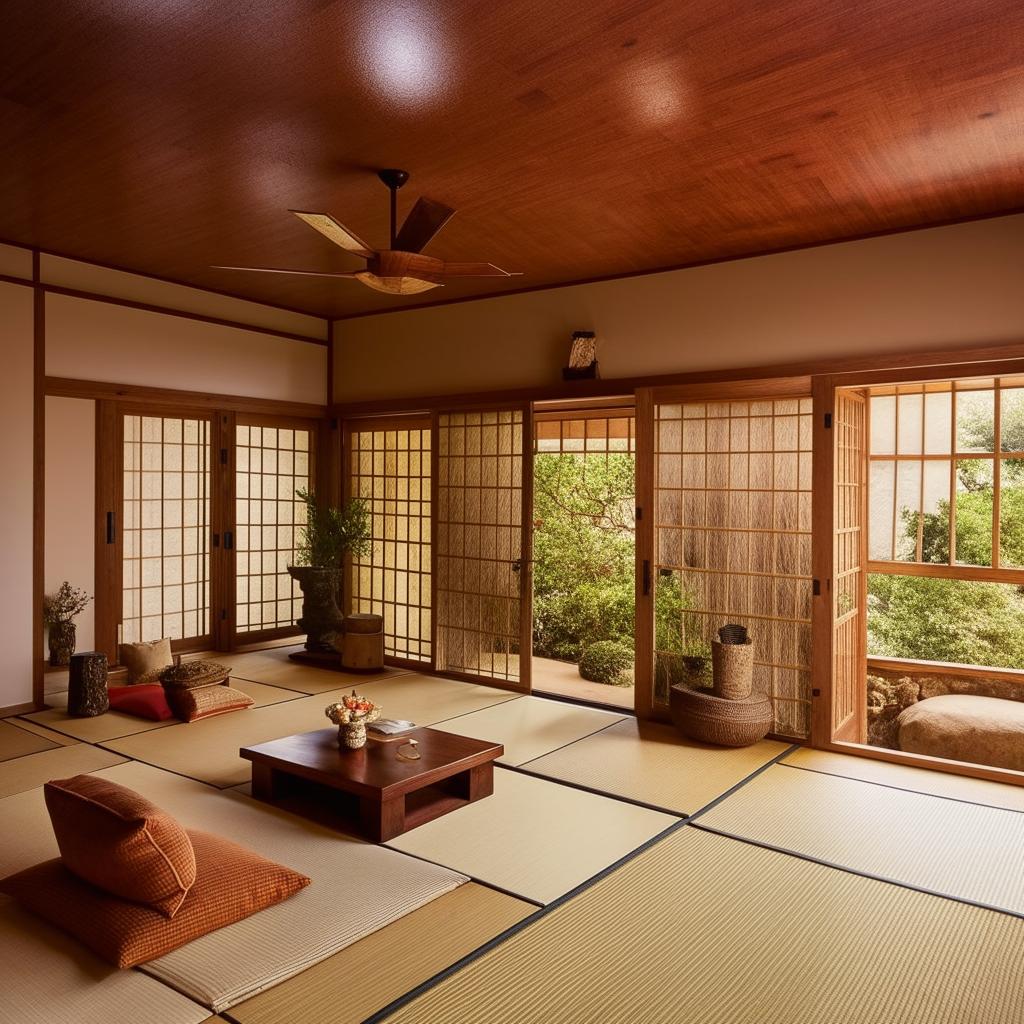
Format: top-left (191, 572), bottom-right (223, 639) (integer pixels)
top-left (234, 424), bottom-right (311, 635)
top-left (435, 410), bottom-right (524, 683)
top-left (349, 422), bottom-right (432, 662)
top-left (654, 398), bottom-right (813, 737)
top-left (122, 414), bottom-right (211, 644)
top-left (833, 390), bottom-right (866, 736)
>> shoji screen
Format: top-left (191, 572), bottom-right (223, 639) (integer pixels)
top-left (434, 407), bottom-right (532, 690)
top-left (347, 418), bottom-right (433, 664)
top-left (234, 420), bottom-right (313, 639)
top-left (121, 412), bottom-right (211, 646)
top-left (649, 393), bottom-right (814, 737)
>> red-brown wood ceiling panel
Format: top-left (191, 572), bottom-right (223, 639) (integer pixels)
top-left (0, 0), bottom-right (1021, 318)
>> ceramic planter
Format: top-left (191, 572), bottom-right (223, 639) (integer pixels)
top-left (287, 566), bottom-right (345, 653)
top-left (48, 621), bottom-right (77, 667)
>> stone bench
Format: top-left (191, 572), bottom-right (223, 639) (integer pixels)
top-left (898, 694), bottom-right (1024, 772)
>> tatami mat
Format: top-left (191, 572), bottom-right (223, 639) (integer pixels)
top-left (0, 901), bottom-right (210, 1024)
top-left (387, 767), bottom-right (677, 905)
top-left (783, 746), bottom-right (1024, 813)
top-left (385, 826), bottom-right (1024, 1024)
top-left (0, 760), bottom-right (467, 1012)
top-left (7, 716), bottom-right (79, 746)
top-left (697, 764), bottom-right (1024, 916)
top-left (22, 678), bottom-right (300, 743)
top-left (214, 643), bottom-right (407, 692)
top-left (230, 883), bottom-right (534, 1024)
top-left (104, 676), bottom-right (522, 788)
top-left (0, 743), bottom-right (126, 800)
top-left (432, 695), bottom-right (623, 766)
top-left (0, 718), bottom-right (59, 761)
top-left (523, 717), bottom-right (790, 813)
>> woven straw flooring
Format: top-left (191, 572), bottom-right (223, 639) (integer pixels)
top-left (231, 883), bottom-right (534, 1024)
top-left (524, 717), bottom-right (790, 813)
top-left (386, 767), bottom-right (677, 904)
top-left (698, 764), bottom-right (1024, 915)
top-left (0, 743), bottom-right (126, 800)
top-left (433, 695), bottom-right (624, 766)
top-left (385, 826), bottom-right (1024, 1024)
top-left (783, 746), bottom-right (1024, 813)
top-left (0, 719), bottom-right (59, 761)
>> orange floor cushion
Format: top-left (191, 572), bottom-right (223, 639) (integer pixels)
top-left (166, 683), bottom-right (255, 723)
top-left (45, 774), bottom-right (196, 918)
top-left (0, 828), bottom-right (310, 968)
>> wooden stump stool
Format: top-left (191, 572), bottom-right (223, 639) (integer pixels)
top-left (68, 651), bottom-right (109, 717)
top-left (341, 614), bottom-right (385, 671)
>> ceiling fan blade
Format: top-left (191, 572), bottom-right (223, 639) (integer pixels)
top-left (394, 197), bottom-right (456, 253)
top-left (212, 265), bottom-right (361, 279)
top-left (289, 211), bottom-right (375, 257)
top-left (437, 262), bottom-right (521, 277)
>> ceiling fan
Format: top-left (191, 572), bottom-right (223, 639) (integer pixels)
top-left (214, 169), bottom-right (520, 295)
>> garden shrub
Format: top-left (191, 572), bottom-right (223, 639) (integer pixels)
top-left (578, 640), bottom-right (634, 686)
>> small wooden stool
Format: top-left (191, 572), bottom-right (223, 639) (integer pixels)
top-left (341, 614), bottom-right (384, 671)
top-left (68, 651), bottom-right (109, 717)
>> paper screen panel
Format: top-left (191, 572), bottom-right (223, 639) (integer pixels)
top-left (121, 414), bottom-right (211, 644)
top-left (435, 410), bottom-right (524, 684)
top-left (234, 423), bottom-right (311, 635)
top-left (653, 398), bottom-right (813, 738)
top-left (349, 422), bottom-right (432, 663)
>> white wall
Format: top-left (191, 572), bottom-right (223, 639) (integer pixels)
top-left (46, 294), bottom-right (328, 404)
top-left (0, 281), bottom-right (35, 708)
top-left (334, 214), bottom-right (1024, 402)
top-left (44, 397), bottom-right (95, 655)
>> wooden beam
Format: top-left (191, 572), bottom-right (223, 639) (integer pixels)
top-left (46, 377), bottom-right (325, 420)
top-left (32, 251), bottom-right (45, 709)
top-left (868, 656), bottom-right (1024, 687)
top-left (867, 559), bottom-right (1024, 584)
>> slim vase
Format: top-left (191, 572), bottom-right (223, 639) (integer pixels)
top-left (48, 621), bottom-right (77, 667)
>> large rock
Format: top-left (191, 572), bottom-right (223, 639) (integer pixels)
top-left (898, 694), bottom-right (1024, 771)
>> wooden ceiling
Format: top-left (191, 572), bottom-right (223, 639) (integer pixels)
top-left (2, 0), bottom-right (1022, 319)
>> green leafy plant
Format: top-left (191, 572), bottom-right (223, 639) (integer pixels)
top-left (43, 581), bottom-right (91, 626)
top-left (293, 488), bottom-right (371, 570)
top-left (578, 639), bottom-right (634, 686)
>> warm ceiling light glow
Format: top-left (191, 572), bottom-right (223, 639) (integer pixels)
top-left (625, 62), bottom-right (686, 126)
top-left (357, 2), bottom-right (453, 107)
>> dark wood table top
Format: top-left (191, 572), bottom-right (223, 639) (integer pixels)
top-left (240, 727), bottom-right (503, 799)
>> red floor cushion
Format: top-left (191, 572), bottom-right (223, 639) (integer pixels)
top-left (108, 684), bottom-right (174, 721)
top-left (0, 828), bottom-right (310, 968)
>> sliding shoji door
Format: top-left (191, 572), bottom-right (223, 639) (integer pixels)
top-left (636, 383), bottom-right (815, 737)
top-left (346, 417), bottom-right (433, 666)
top-left (115, 408), bottom-right (214, 651)
top-left (434, 406), bottom-right (533, 691)
top-left (234, 417), bottom-right (316, 644)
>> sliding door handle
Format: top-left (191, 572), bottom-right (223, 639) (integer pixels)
top-left (642, 559), bottom-right (651, 596)
top-left (105, 511), bottom-right (116, 544)
top-left (224, 531), bottom-right (234, 551)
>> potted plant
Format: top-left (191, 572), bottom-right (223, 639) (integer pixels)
top-left (289, 489), bottom-right (371, 653)
top-left (43, 581), bottom-right (92, 667)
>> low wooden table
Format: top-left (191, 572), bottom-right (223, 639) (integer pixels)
top-left (240, 727), bottom-right (503, 842)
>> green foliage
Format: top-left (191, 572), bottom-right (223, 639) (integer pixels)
top-left (578, 640), bottom-right (634, 686)
top-left (43, 581), bottom-right (91, 625)
top-left (867, 573), bottom-right (1024, 669)
top-left (917, 487), bottom-right (1024, 568)
top-left (294, 488), bottom-right (371, 570)
top-left (532, 454), bottom-right (636, 660)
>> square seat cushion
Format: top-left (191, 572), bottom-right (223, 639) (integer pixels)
top-left (0, 828), bottom-right (311, 968)
top-left (107, 683), bottom-right (175, 721)
top-left (167, 684), bottom-right (255, 723)
top-left (44, 774), bottom-right (196, 917)
top-left (120, 638), bottom-right (174, 684)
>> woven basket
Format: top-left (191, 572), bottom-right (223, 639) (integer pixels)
top-left (669, 685), bottom-right (773, 747)
top-left (717, 623), bottom-right (749, 645)
top-left (157, 660), bottom-right (231, 690)
top-left (711, 639), bottom-right (754, 700)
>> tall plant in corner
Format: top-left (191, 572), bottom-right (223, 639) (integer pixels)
top-left (288, 489), bottom-right (371, 654)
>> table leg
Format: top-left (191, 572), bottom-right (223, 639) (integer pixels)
top-left (251, 762), bottom-right (280, 801)
top-left (454, 762), bottom-right (493, 802)
top-left (360, 794), bottom-right (406, 843)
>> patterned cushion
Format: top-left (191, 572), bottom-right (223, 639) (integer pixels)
top-left (0, 829), bottom-right (311, 968)
top-left (119, 639), bottom-right (173, 684)
top-left (107, 683), bottom-right (175, 721)
top-left (44, 775), bottom-right (196, 918)
top-left (167, 684), bottom-right (254, 723)
top-left (159, 660), bottom-right (231, 690)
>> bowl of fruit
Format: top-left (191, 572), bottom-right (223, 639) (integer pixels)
top-left (325, 691), bottom-right (381, 750)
